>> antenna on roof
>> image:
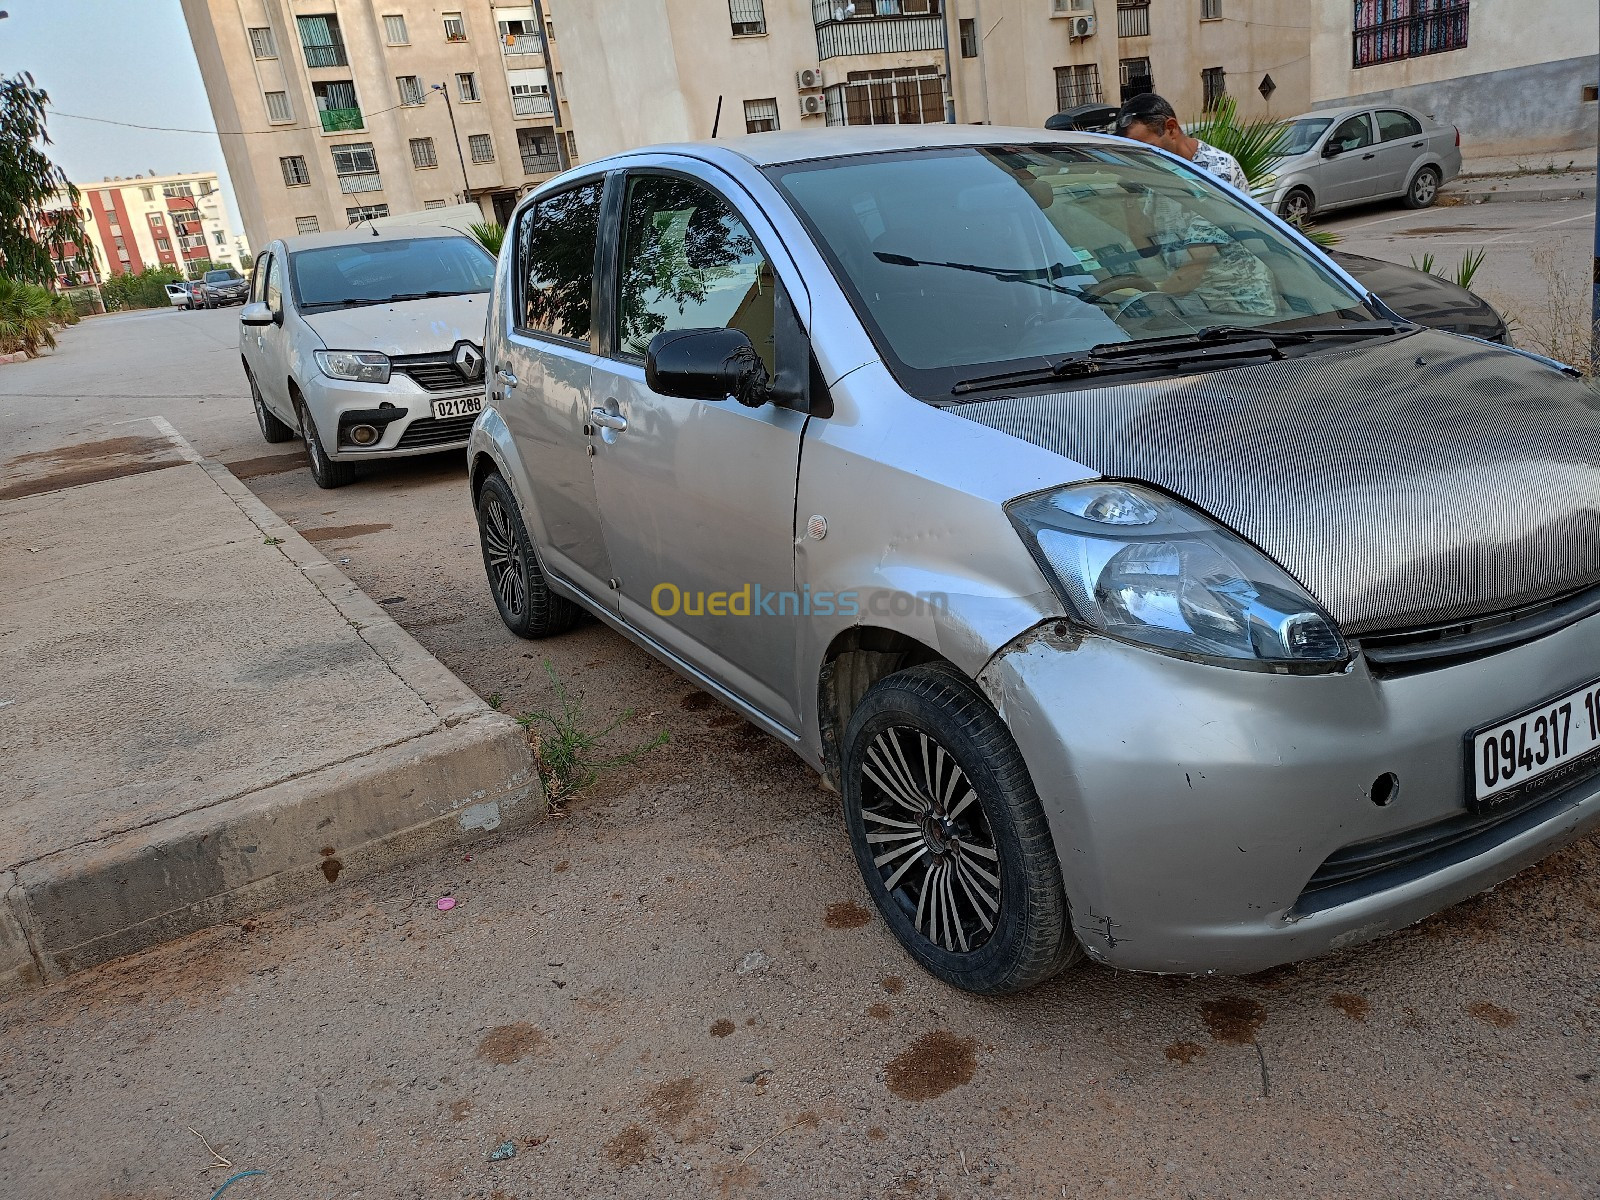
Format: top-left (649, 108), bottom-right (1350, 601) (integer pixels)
top-left (711, 95), bottom-right (722, 139)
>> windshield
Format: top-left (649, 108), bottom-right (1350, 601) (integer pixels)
top-left (767, 144), bottom-right (1371, 395)
top-left (205, 270), bottom-right (241, 284)
top-left (288, 236), bottom-right (495, 310)
top-left (1280, 118), bottom-right (1333, 157)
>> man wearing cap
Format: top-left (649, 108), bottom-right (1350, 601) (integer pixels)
top-left (1114, 92), bottom-right (1252, 195)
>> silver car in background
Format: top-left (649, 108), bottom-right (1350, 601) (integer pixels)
top-left (469, 127), bottom-right (1599, 994)
top-left (1265, 103), bottom-right (1462, 223)
top-left (240, 225), bottom-right (495, 488)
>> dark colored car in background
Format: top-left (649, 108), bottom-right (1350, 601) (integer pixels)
top-left (203, 268), bottom-right (249, 306)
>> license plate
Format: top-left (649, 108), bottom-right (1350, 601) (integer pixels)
top-left (432, 394), bottom-right (482, 420)
top-left (1469, 677), bottom-right (1600, 812)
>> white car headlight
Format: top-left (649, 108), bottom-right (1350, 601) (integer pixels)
top-left (1008, 482), bottom-right (1347, 670)
top-left (314, 349), bottom-right (390, 384)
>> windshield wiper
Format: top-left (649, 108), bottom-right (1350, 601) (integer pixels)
top-left (949, 338), bottom-right (1288, 396)
top-left (385, 289), bottom-right (478, 302)
top-left (1088, 320), bottom-right (1407, 359)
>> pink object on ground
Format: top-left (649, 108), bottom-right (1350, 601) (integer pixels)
top-left (436, 896), bottom-right (456, 911)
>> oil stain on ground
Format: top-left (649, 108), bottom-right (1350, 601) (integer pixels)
top-left (225, 451), bottom-right (306, 479)
top-left (884, 1031), bottom-right (977, 1101)
top-left (644, 1076), bottom-right (704, 1127)
top-left (824, 901), bottom-right (873, 929)
top-left (1164, 1040), bottom-right (1206, 1064)
top-left (476, 1022), bottom-right (546, 1064)
top-left (297, 522), bottom-right (392, 543)
top-left (605, 1124), bottom-right (651, 1167)
top-left (1328, 993), bottom-right (1370, 1022)
top-left (680, 691), bottom-right (715, 711)
top-left (1468, 1001), bottom-right (1519, 1028)
top-left (1201, 996), bottom-right (1267, 1044)
top-left (0, 434), bottom-right (181, 500)
top-left (709, 1019), bottom-right (735, 1038)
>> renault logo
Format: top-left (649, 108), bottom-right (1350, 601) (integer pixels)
top-left (454, 341), bottom-right (485, 381)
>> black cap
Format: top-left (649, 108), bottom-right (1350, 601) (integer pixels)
top-left (1115, 92), bottom-right (1178, 133)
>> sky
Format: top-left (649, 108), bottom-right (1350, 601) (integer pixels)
top-left (1, 0), bottom-right (245, 235)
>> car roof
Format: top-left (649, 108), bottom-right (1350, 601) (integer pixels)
top-left (597, 125), bottom-right (1124, 170)
top-left (276, 223), bottom-right (473, 254)
top-left (1290, 103), bottom-right (1426, 124)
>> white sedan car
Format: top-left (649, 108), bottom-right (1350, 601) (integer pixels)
top-left (239, 225), bottom-right (494, 488)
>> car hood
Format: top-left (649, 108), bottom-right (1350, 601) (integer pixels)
top-left (299, 293), bottom-right (489, 355)
top-left (952, 330), bottom-right (1600, 635)
top-left (1332, 251), bottom-right (1506, 342)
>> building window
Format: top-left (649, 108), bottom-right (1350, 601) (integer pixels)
top-left (331, 142), bottom-right (382, 193)
top-left (213, 230), bottom-right (226, 246)
top-left (297, 14), bottom-right (348, 68)
top-left (295, 215), bottom-right (321, 234)
top-left (383, 13), bottom-right (409, 44)
top-left (280, 155), bottom-right (311, 187)
top-left (743, 98), bottom-right (779, 133)
top-left (346, 204), bottom-right (391, 223)
top-left (140, 186), bottom-right (154, 201)
top-left (397, 75), bottom-right (425, 106)
top-left (313, 80), bottom-right (363, 132)
top-left (163, 182), bottom-right (195, 198)
top-left (1201, 0), bottom-right (1222, 18)
top-left (959, 18), bottom-right (978, 57)
top-left (1201, 66), bottom-right (1226, 111)
top-left (443, 12), bottom-right (467, 41)
top-left (729, 0), bottom-right (766, 36)
top-left (155, 238), bottom-right (169, 252)
top-left (825, 67), bottom-right (944, 127)
top-left (410, 137), bottom-right (439, 169)
top-left (148, 213), bottom-right (164, 228)
top-left (518, 128), bottom-right (560, 174)
top-left (1119, 56), bottom-right (1153, 103)
top-left (457, 72), bottom-right (480, 102)
top-left (1353, 1), bottom-right (1469, 69)
top-left (424, 200), bottom-right (447, 209)
top-left (1116, 0), bottom-right (1151, 38)
top-left (469, 133), bottom-right (495, 162)
top-left (498, 18), bottom-right (543, 54)
top-left (511, 83), bottom-right (553, 117)
top-left (1054, 63), bottom-right (1102, 109)
top-left (265, 91), bottom-right (293, 123)
top-left (114, 236), bottom-right (125, 251)
top-left (248, 26), bottom-right (278, 58)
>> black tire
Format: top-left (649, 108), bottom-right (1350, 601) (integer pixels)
top-left (249, 369), bottom-right (295, 443)
top-left (1404, 165), bottom-right (1440, 209)
top-left (1278, 187), bottom-right (1315, 225)
top-left (841, 662), bottom-right (1080, 995)
top-left (295, 391), bottom-right (357, 489)
top-left (475, 472), bottom-right (578, 639)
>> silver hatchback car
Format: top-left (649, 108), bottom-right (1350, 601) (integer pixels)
top-left (469, 127), bottom-right (1600, 993)
top-left (1265, 104), bottom-right (1462, 223)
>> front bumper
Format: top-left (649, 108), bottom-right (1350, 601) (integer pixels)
top-left (979, 612), bottom-right (1600, 974)
top-left (300, 373), bottom-right (479, 462)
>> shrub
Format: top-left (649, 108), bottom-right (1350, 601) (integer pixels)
top-left (101, 265), bottom-right (183, 312)
top-left (0, 277), bottom-right (60, 355)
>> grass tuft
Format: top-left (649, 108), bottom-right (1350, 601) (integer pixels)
top-left (517, 661), bottom-right (669, 807)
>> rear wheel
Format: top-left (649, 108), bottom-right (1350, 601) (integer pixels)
top-left (841, 663), bottom-right (1080, 995)
top-left (1404, 166), bottom-right (1440, 209)
top-left (1278, 187), bottom-right (1315, 225)
top-left (295, 392), bottom-right (357, 489)
top-left (249, 370), bottom-right (295, 443)
top-left (475, 472), bottom-right (577, 638)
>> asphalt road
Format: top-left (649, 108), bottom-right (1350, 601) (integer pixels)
top-left (2, 200), bottom-right (1598, 1199)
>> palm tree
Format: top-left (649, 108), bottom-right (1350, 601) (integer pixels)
top-left (469, 221), bottom-right (505, 257)
top-left (1192, 95), bottom-right (1339, 247)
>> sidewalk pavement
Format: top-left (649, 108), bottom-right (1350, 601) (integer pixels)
top-left (0, 426), bottom-right (539, 996)
top-left (1445, 148), bottom-right (1595, 204)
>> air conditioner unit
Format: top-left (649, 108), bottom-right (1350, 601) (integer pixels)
top-left (796, 66), bottom-right (824, 91)
top-left (1070, 14), bottom-right (1096, 37)
top-left (799, 93), bottom-right (825, 118)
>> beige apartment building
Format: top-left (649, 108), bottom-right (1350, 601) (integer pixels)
top-left (57, 170), bottom-right (248, 285)
top-left (180, 0), bottom-right (578, 248)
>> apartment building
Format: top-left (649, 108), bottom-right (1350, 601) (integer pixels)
top-left (1309, 0), bottom-right (1598, 156)
top-left (180, 1), bottom-right (579, 248)
top-left (61, 170), bottom-right (248, 283)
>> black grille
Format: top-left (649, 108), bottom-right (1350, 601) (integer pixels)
top-left (396, 414), bottom-right (476, 449)
top-left (1360, 582), bottom-right (1600, 675)
top-left (392, 351), bottom-right (473, 393)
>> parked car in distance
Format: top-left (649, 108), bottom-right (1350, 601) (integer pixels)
top-left (165, 281), bottom-right (196, 310)
top-left (203, 267), bottom-right (249, 306)
top-left (470, 127), bottom-right (1600, 994)
top-left (1266, 104), bottom-right (1461, 222)
top-left (239, 225), bottom-right (495, 488)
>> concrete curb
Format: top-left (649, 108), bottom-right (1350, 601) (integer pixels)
top-left (1441, 184), bottom-right (1592, 205)
top-left (0, 449), bottom-right (540, 996)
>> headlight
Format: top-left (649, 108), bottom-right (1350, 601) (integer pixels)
top-left (1007, 482), bottom-right (1347, 670)
top-left (314, 349), bottom-right (390, 384)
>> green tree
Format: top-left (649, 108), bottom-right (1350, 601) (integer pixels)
top-left (469, 221), bottom-right (505, 256)
top-left (0, 73), bottom-right (86, 286)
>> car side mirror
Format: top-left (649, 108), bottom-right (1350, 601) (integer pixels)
top-left (646, 327), bottom-right (772, 408)
top-left (240, 301), bottom-right (274, 327)
top-left (1322, 142), bottom-right (1344, 158)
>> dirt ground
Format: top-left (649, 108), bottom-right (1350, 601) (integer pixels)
top-left (2, 199), bottom-right (1599, 1197)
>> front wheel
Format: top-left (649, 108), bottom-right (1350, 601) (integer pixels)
top-left (841, 663), bottom-right (1080, 995)
top-left (249, 371), bottom-right (295, 443)
top-left (295, 393), bottom-right (357, 489)
top-left (475, 472), bottom-right (577, 639)
top-left (1404, 166), bottom-right (1440, 209)
top-left (1278, 187), bottom-right (1315, 225)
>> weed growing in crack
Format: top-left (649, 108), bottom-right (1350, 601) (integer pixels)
top-left (517, 660), bottom-right (669, 808)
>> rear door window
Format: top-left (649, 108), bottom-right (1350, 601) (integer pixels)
top-left (516, 180), bottom-right (603, 341)
top-left (1375, 110), bottom-right (1423, 142)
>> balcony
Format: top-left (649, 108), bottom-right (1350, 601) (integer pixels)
top-left (810, 2), bottom-right (946, 60)
top-left (303, 41), bottom-right (349, 67)
top-left (502, 33), bottom-right (544, 56)
top-left (520, 151), bottom-right (560, 175)
top-left (337, 172), bottom-right (383, 194)
top-left (512, 93), bottom-right (554, 118)
top-left (320, 107), bottom-right (365, 132)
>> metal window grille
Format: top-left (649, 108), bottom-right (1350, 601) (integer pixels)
top-left (410, 138), bottom-right (438, 169)
top-left (1116, 0), bottom-right (1151, 38)
top-left (469, 133), bottom-right (495, 163)
top-left (1201, 0), bottom-right (1221, 17)
top-left (346, 204), bottom-right (390, 224)
top-left (1201, 66), bottom-right (1226, 111)
top-left (457, 73), bottom-right (480, 102)
top-left (424, 200), bottom-right (447, 210)
top-left (248, 27), bottom-right (277, 58)
top-left (1054, 64), bottom-right (1102, 109)
top-left (443, 13), bottom-right (467, 40)
top-left (331, 143), bottom-right (381, 193)
top-left (518, 129), bottom-right (560, 174)
top-left (297, 15), bottom-right (347, 67)
top-left (398, 76), bottom-right (424, 106)
top-left (264, 91), bottom-right (292, 122)
top-left (1119, 56), bottom-right (1153, 102)
top-left (383, 14), bottom-right (408, 43)
top-left (511, 84), bottom-right (553, 116)
top-left (295, 216), bottom-right (321, 234)
top-left (729, 0), bottom-right (767, 35)
top-left (824, 68), bottom-right (944, 127)
top-left (280, 156), bottom-right (310, 187)
top-left (959, 18), bottom-right (977, 57)
top-left (744, 98), bottom-right (779, 132)
top-left (1353, 0), bottom-right (1469, 68)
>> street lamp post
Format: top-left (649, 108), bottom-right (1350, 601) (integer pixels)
top-left (431, 82), bottom-right (473, 209)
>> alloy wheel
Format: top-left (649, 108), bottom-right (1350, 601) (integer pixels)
top-left (859, 726), bottom-right (1001, 953)
top-left (481, 493), bottom-right (528, 620)
top-left (1412, 170), bottom-right (1437, 205)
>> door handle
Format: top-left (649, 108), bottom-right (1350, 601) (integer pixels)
top-left (1361, 152), bottom-right (1376, 159)
top-left (590, 406), bottom-right (628, 433)
top-left (495, 368), bottom-right (518, 387)
top-left (1412, 141), bottom-right (1425, 148)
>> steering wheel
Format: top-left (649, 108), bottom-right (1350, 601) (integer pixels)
top-left (1083, 274), bottom-right (1155, 299)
